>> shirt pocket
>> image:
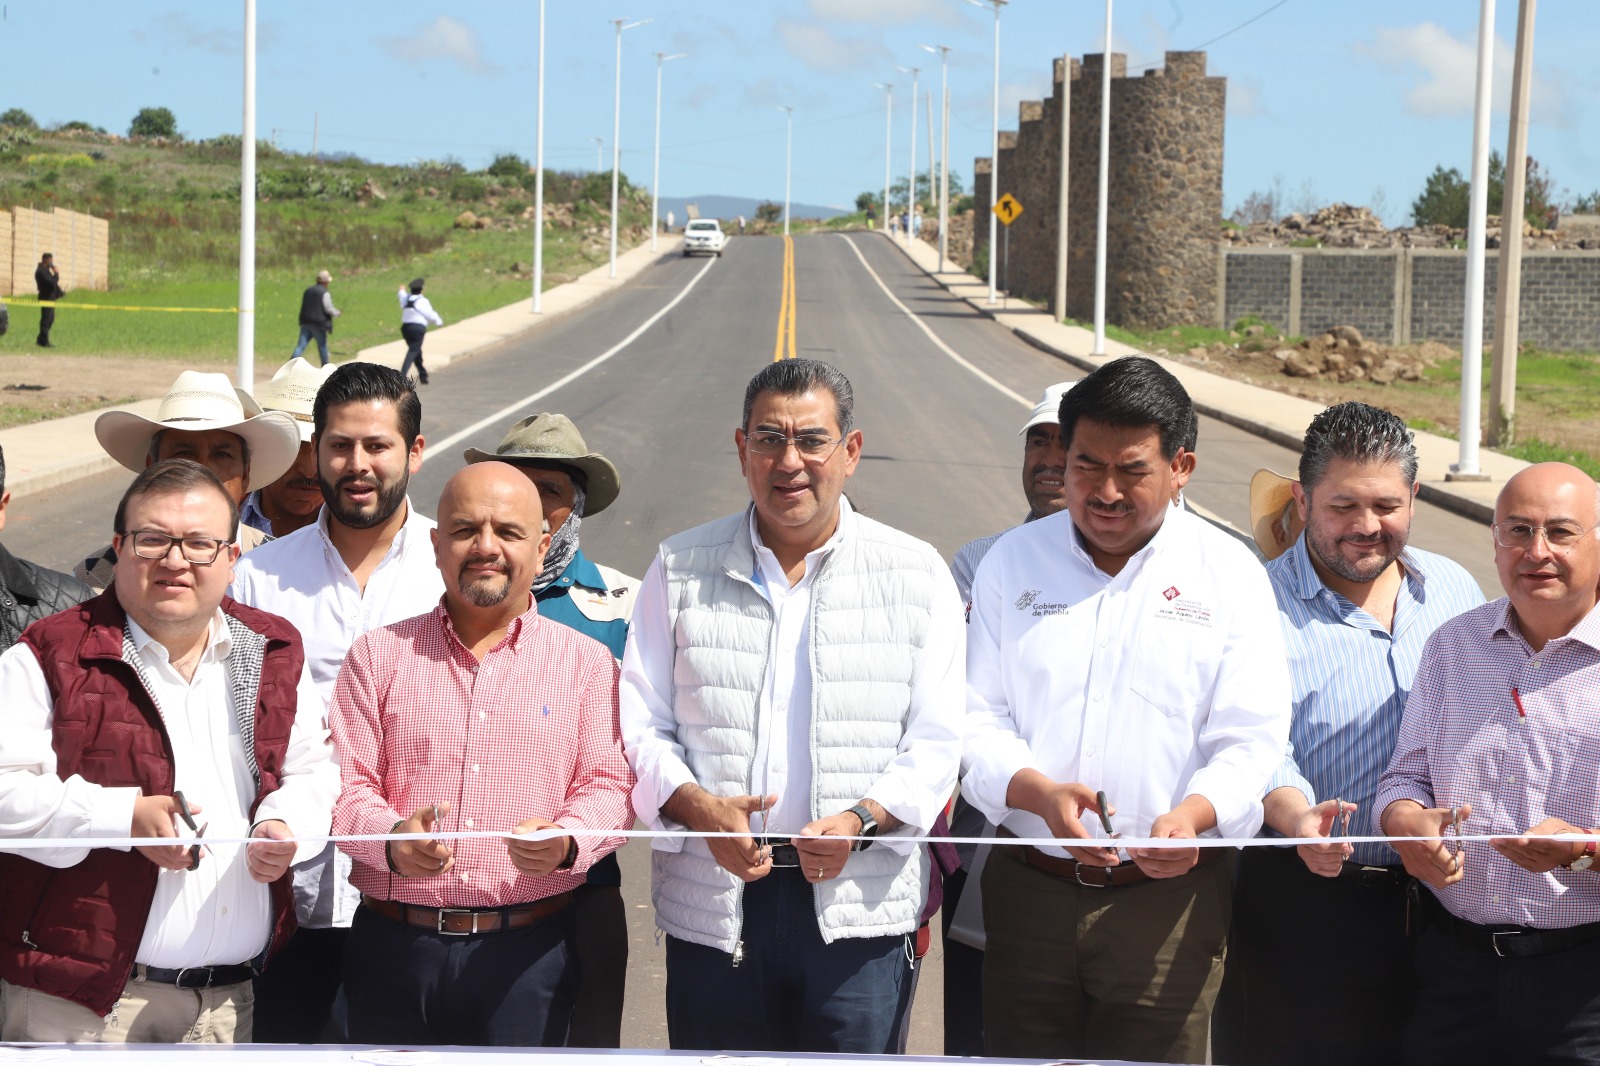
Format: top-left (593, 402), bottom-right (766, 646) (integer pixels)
top-left (1129, 636), bottom-right (1220, 720)
top-left (1553, 732), bottom-right (1600, 818)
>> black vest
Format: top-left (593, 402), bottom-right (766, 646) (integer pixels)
top-left (299, 283), bottom-right (331, 329)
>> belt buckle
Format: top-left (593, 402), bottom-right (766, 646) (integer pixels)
top-left (1491, 930), bottom-right (1524, 958)
top-left (175, 966), bottom-right (209, 989)
top-left (435, 908), bottom-right (479, 936)
top-left (1073, 863), bottom-right (1109, 889)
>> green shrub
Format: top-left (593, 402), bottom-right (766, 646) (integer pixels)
top-left (448, 174), bottom-right (487, 202)
top-left (487, 153), bottom-right (528, 180)
top-left (0, 108), bottom-right (37, 129)
top-left (130, 107), bottom-right (179, 138)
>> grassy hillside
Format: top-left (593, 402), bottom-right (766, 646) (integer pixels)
top-left (0, 126), bottom-right (652, 361)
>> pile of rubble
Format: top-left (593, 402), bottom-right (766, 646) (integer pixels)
top-left (1170, 324), bottom-right (1452, 386)
top-left (1225, 203), bottom-right (1600, 250)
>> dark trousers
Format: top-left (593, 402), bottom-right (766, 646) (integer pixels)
top-left (253, 926), bottom-right (351, 1043)
top-left (982, 840), bottom-right (1232, 1065)
top-left (940, 866), bottom-right (986, 1056)
top-left (1213, 846), bottom-right (1413, 1066)
top-left (1405, 917), bottom-right (1600, 1066)
top-left (664, 869), bottom-right (909, 1053)
top-left (342, 901), bottom-right (577, 1047)
top-left (37, 306), bottom-right (54, 345)
top-left (566, 883), bottom-right (628, 1048)
top-left (292, 326), bottom-right (329, 365)
top-left (399, 323), bottom-right (428, 383)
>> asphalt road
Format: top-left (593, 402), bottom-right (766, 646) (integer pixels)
top-left (1, 232), bottom-right (1504, 1052)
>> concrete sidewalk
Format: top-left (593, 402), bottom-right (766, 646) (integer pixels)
top-left (883, 232), bottom-right (1522, 524)
top-left (0, 237), bottom-right (681, 501)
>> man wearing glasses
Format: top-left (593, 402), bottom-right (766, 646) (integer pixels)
top-left (619, 359), bottom-right (964, 1054)
top-left (1216, 402), bottom-right (1484, 1066)
top-left (0, 459), bottom-right (336, 1043)
top-left (1378, 462), bottom-right (1600, 1065)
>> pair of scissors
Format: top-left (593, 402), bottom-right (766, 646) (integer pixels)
top-left (171, 790), bottom-right (208, 871)
top-left (1330, 797), bottom-right (1353, 838)
top-left (1095, 791), bottom-right (1121, 840)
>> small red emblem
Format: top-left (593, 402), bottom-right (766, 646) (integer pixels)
top-left (1163, 586), bottom-right (1180, 601)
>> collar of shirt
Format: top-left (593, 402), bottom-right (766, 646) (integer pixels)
top-left (1058, 505), bottom-right (1168, 581)
top-left (126, 607), bottom-right (233, 671)
top-left (314, 497), bottom-right (430, 566)
top-left (539, 547), bottom-right (605, 596)
top-left (238, 491), bottom-right (272, 538)
top-left (435, 599), bottom-right (538, 658)
top-left (1492, 596), bottom-right (1600, 654)
top-left (745, 496), bottom-right (854, 595)
top-left (1280, 535), bottom-right (1432, 627)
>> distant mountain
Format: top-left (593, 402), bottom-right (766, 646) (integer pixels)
top-left (656, 194), bottom-right (851, 223)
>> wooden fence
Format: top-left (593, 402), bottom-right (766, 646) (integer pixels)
top-left (2, 206), bottom-right (109, 296)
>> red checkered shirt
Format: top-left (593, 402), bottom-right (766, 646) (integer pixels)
top-left (1375, 598), bottom-right (1600, 928)
top-left (330, 602), bottom-right (633, 908)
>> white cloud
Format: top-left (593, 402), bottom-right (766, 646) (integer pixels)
top-left (777, 20), bottom-right (890, 73)
top-left (805, 0), bottom-right (963, 28)
top-left (378, 16), bottom-right (499, 77)
top-left (1227, 76), bottom-right (1267, 120)
top-left (1358, 22), bottom-right (1568, 128)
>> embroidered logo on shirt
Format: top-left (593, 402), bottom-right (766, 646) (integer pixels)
top-left (542, 705), bottom-right (550, 716)
top-left (1163, 586), bottom-right (1181, 601)
top-left (1154, 594), bottom-right (1214, 628)
top-left (1015, 589), bottom-right (1041, 610)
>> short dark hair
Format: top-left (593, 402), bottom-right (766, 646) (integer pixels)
top-left (1299, 401), bottom-right (1418, 491)
top-left (1057, 356), bottom-right (1194, 461)
top-left (741, 359), bottom-right (855, 434)
top-left (113, 458), bottom-right (240, 542)
top-left (313, 362), bottom-right (421, 448)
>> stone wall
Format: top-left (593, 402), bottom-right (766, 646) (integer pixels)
top-left (973, 51), bottom-right (1225, 328)
top-left (1223, 247), bottom-right (1600, 351)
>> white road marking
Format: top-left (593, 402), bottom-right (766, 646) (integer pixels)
top-left (422, 255), bottom-right (719, 464)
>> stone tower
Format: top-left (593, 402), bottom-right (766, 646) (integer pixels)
top-left (973, 51), bottom-right (1225, 328)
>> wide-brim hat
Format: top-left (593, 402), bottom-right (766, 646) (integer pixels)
top-left (1249, 468), bottom-right (1301, 561)
top-left (94, 370), bottom-right (302, 492)
top-left (463, 412), bottom-right (621, 515)
top-left (1019, 381), bottom-right (1075, 434)
top-left (255, 358), bottom-right (337, 442)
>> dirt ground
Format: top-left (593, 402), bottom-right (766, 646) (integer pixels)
top-left (0, 353), bottom-right (251, 430)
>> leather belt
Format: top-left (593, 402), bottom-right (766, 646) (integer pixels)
top-left (1337, 862), bottom-right (1409, 889)
top-left (998, 825), bottom-right (1222, 888)
top-left (131, 962), bottom-right (255, 989)
top-left (362, 892), bottom-right (572, 936)
top-left (1419, 893), bottom-right (1600, 959)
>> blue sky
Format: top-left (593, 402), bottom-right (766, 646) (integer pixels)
top-left (4, 1), bottom-right (1596, 224)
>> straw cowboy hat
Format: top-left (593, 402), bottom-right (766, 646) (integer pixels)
top-left (94, 370), bottom-right (302, 491)
top-left (464, 413), bottom-right (621, 516)
top-left (1249, 468), bottom-right (1305, 561)
top-left (255, 358), bottom-right (337, 442)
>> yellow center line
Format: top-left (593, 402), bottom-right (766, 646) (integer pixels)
top-left (773, 234), bottom-right (798, 361)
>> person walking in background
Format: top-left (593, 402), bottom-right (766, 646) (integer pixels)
top-left (35, 253), bottom-right (63, 349)
top-left (397, 278), bottom-right (443, 386)
top-left (291, 270), bottom-right (341, 366)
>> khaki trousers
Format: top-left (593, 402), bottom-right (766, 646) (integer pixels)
top-left (980, 842), bottom-right (1232, 1065)
top-left (0, 976), bottom-right (253, 1043)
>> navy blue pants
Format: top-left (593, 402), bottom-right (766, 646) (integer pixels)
top-left (665, 869), bottom-right (909, 1053)
top-left (291, 326), bottom-right (329, 365)
top-left (342, 902), bottom-right (577, 1047)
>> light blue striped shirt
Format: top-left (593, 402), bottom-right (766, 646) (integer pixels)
top-left (1265, 535), bottom-right (1486, 865)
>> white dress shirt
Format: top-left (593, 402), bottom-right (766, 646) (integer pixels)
top-left (964, 505), bottom-right (1291, 856)
top-left (621, 498), bottom-right (967, 855)
top-left (229, 500), bottom-right (444, 927)
top-left (0, 610), bottom-right (335, 968)
top-left (397, 289), bottom-right (443, 328)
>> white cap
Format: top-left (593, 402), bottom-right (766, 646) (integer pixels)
top-left (1019, 381), bottom-right (1075, 435)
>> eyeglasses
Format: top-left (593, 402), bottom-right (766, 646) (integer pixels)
top-left (744, 431), bottom-right (845, 460)
top-left (1492, 521), bottom-right (1592, 555)
top-left (122, 530), bottom-right (231, 565)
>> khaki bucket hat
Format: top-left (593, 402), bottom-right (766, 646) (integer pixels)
top-left (464, 413), bottom-right (621, 515)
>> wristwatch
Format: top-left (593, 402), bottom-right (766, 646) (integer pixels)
top-left (1569, 834), bottom-right (1596, 872)
top-left (846, 804), bottom-right (879, 852)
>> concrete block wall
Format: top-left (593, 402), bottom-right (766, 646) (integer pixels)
top-left (1300, 253), bottom-right (1395, 341)
top-left (3, 206), bottom-right (109, 296)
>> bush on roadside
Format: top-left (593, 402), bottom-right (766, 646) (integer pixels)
top-left (130, 107), bottom-right (179, 139)
top-left (0, 108), bottom-right (37, 129)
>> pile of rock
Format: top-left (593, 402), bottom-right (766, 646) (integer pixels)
top-left (1225, 203), bottom-right (1600, 250)
top-left (1173, 324), bottom-right (1446, 386)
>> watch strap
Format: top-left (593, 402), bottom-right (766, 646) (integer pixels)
top-left (846, 804), bottom-right (878, 852)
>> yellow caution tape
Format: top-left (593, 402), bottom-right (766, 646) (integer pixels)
top-left (2, 298), bottom-right (239, 314)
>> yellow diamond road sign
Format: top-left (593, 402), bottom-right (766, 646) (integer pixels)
top-left (993, 193), bottom-right (1023, 225)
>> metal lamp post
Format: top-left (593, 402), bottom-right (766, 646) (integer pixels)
top-left (532, 0), bottom-right (546, 312)
top-left (780, 106), bottom-right (794, 236)
top-left (874, 83), bottom-right (893, 235)
top-left (609, 16), bottom-right (652, 279)
top-left (895, 64), bottom-right (920, 248)
top-left (964, 0), bottom-right (1007, 305)
top-left (237, 0), bottom-right (256, 388)
top-left (919, 44), bottom-right (952, 273)
top-left (1092, 0), bottom-right (1112, 355)
top-left (651, 51), bottom-right (686, 252)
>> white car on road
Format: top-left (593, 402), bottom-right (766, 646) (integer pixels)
top-left (682, 218), bottom-right (727, 257)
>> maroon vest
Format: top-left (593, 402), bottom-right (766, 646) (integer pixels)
top-left (0, 588), bottom-right (305, 1016)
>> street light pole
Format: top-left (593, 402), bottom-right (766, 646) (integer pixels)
top-left (237, 0), bottom-right (256, 389)
top-left (532, 0), bottom-right (546, 313)
top-left (874, 83), bottom-right (893, 235)
top-left (780, 106), bottom-right (794, 236)
top-left (896, 65), bottom-right (920, 248)
top-left (1092, 0), bottom-right (1112, 355)
top-left (609, 16), bottom-right (652, 280)
top-left (592, 136), bottom-right (604, 173)
top-left (651, 51), bottom-right (686, 253)
top-left (965, 0), bottom-right (1007, 305)
top-left (920, 44), bottom-right (952, 273)
top-left (1455, 0), bottom-right (1497, 479)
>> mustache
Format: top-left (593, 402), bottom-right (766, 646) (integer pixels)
top-left (461, 556), bottom-right (508, 574)
top-left (337, 475), bottom-right (378, 491)
top-left (1085, 498), bottom-right (1133, 514)
top-left (286, 478), bottom-right (321, 491)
